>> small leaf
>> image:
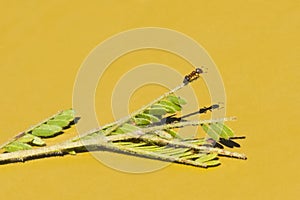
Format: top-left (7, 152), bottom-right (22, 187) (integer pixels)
top-left (32, 124), bottom-right (62, 137)
top-left (67, 150), bottom-right (76, 155)
top-left (155, 130), bottom-right (173, 140)
top-left (47, 119), bottom-right (69, 127)
top-left (4, 141), bottom-right (32, 152)
top-left (159, 100), bottom-right (181, 111)
top-left (151, 146), bottom-right (167, 151)
top-left (183, 138), bottom-right (206, 145)
top-left (196, 153), bottom-right (218, 163)
top-left (181, 153), bottom-right (202, 160)
top-left (216, 123), bottom-right (234, 137)
top-left (32, 137), bottom-right (45, 146)
top-left (136, 113), bottom-right (160, 122)
top-left (159, 104), bottom-right (177, 113)
top-left (201, 124), bottom-right (219, 141)
top-left (119, 123), bottom-right (140, 133)
top-left (147, 107), bottom-right (167, 115)
top-left (54, 115), bottom-right (74, 122)
top-left (133, 117), bottom-right (151, 125)
top-left (136, 145), bottom-right (159, 150)
top-left (179, 151), bottom-right (194, 158)
top-left (177, 97), bottom-right (187, 105)
top-left (17, 134), bottom-right (35, 143)
top-left (203, 160), bottom-right (221, 167)
top-left (158, 147), bottom-right (189, 155)
top-left (112, 128), bottom-right (125, 134)
top-left (210, 123), bottom-right (229, 139)
top-left (61, 109), bottom-right (75, 116)
top-left (17, 134), bottom-right (45, 146)
top-left (52, 109), bottom-right (75, 122)
top-left (168, 148), bottom-right (190, 156)
top-left (165, 129), bottom-right (180, 138)
top-left (167, 95), bottom-right (187, 105)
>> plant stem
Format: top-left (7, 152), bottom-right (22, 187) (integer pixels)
top-left (0, 137), bottom-right (207, 168)
top-left (0, 125), bottom-right (246, 165)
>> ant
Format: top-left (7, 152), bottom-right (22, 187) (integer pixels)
top-left (183, 67), bottom-right (204, 84)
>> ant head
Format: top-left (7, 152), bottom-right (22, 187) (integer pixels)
top-left (195, 68), bottom-right (203, 74)
top-left (213, 102), bottom-right (225, 110)
top-left (208, 102), bottom-right (225, 111)
top-left (211, 104), bottom-right (220, 109)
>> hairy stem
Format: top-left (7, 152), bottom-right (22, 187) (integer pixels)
top-left (0, 137), bottom-right (208, 168)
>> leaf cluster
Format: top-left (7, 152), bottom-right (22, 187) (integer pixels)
top-left (3, 110), bottom-right (75, 152)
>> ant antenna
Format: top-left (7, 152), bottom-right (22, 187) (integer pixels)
top-left (200, 65), bottom-right (208, 74)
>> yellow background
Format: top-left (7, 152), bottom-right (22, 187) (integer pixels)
top-left (0, 0), bottom-right (299, 199)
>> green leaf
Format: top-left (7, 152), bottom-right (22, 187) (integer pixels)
top-left (159, 100), bottom-right (181, 111)
top-left (32, 137), bottom-right (45, 146)
top-left (67, 150), bottom-right (76, 155)
top-left (61, 109), bottom-right (75, 116)
top-left (158, 147), bottom-right (189, 155)
top-left (136, 145), bottom-right (160, 150)
top-left (54, 115), bottom-right (74, 122)
top-left (133, 117), bottom-right (151, 125)
top-left (183, 138), bottom-right (207, 145)
top-left (159, 104), bottom-right (177, 113)
top-left (119, 123), bottom-right (141, 133)
top-left (216, 123), bottom-right (234, 137)
top-left (51, 109), bottom-right (75, 122)
top-left (179, 151), bottom-right (194, 158)
top-left (32, 124), bottom-right (62, 137)
top-left (165, 129), bottom-right (180, 138)
top-left (151, 146), bottom-right (168, 151)
top-left (136, 113), bottom-right (160, 122)
top-left (196, 153), bottom-right (218, 163)
top-left (167, 95), bottom-right (187, 105)
top-left (47, 119), bottom-right (69, 127)
top-left (113, 128), bottom-right (125, 134)
top-left (201, 124), bottom-right (219, 141)
top-left (4, 141), bottom-right (32, 152)
top-left (203, 160), bottom-right (221, 167)
top-left (147, 107), bottom-right (167, 115)
top-left (168, 148), bottom-right (190, 156)
top-left (178, 97), bottom-right (187, 105)
top-left (16, 134), bottom-right (45, 146)
top-left (210, 123), bottom-right (229, 139)
top-left (155, 130), bottom-right (173, 140)
top-left (181, 153), bottom-right (202, 160)
top-left (17, 134), bottom-right (35, 143)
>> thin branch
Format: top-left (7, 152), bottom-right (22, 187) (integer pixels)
top-left (0, 137), bottom-right (209, 168)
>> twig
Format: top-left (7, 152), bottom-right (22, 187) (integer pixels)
top-left (0, 137), bottom-right (209, 168)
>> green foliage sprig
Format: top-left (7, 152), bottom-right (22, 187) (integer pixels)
top-left (0, 69), bottom-right (247, 168)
